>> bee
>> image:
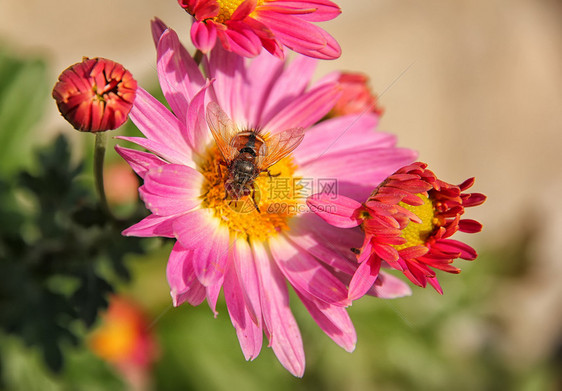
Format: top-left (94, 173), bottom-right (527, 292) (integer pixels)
top-left (206, 102), bottom-right (305, 213)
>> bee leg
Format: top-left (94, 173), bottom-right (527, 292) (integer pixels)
top-left (214, 161), bottom-right (226, 186)
top-left (217, 161), bottom-right (222, 178)
top-left (266, 169), bottom-right (281, 178)
top-left (251, 186), bottom-right (261, 213)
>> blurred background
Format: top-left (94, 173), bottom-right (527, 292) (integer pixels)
top-left (0, 0), bottom-right (561, 390)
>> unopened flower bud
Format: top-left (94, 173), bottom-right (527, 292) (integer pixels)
top-left (52, 57), bottom-right (137, 132)
top-left (331, 72), bottom-right (383, 117)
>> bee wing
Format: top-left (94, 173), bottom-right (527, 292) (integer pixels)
top-left (257, 127), bottom-right (305, 170)
top-left (206, 101), bottom-right (239, 162)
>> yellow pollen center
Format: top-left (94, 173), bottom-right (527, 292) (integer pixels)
top-left (215, 0), bottom-right (265, 23)
top-left (198, 145), bottom-right (302, 242)
top-left (393, 194), bottom-right (437, 250)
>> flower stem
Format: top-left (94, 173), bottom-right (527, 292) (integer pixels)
top-left (93, 132), bottom-right (114, 220)
top-left (193, 49), bottom-right (204, 65)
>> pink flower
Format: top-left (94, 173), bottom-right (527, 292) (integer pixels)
top-left (307, 162), bottom-right (486, 299)
top-left (116, 21), bottom-right (416, 376)
top-left (177, 0), bottom-right (342, 59)
top-left (52, 57), bottom-right (137, 132)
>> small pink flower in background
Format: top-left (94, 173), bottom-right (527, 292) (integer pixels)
top-left (115, 20), bottom-right (416, 377)
top-left (330, 72), bottom-right (384, 118)
top-left (308, 162), bottom-right (486, 299)
top-left (89, 296), bottom-right (159, 391)
top-left (104, 162), bottom-right (139, 206)
top-left (177, 0), bottom-right (342, 59)
top-left (52, 57), bottom-right (137, 132)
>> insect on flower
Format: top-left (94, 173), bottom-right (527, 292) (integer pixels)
top-left (206, 102), bottom-right (304, 213)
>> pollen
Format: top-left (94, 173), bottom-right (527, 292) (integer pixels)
top-left (393, 194), bottom-right (436, 250)
top-left (214, 0), bottom-right (264, 23)
top-left (198, 145), bottom-right (302, 242)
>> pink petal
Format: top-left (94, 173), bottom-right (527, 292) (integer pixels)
top-left (143, 164), bottom-right (203, 199)
top-left (189, 0), bottom-right (220, 19)
top-left (167, 242), bottom-right (206, 307)
top-left (373, 243), bottom-right (399, 262)
top-left (298, 147), bottom-right (417, 201)
top-left (114, 145), bottom-right (166, 178)
top-left (185, 82), bottom-right (213, 152)
top-left (139, 165), bottom-right (203, 216)
top-left (252, 240), bottom-right (305, 377)
top-left (398, 245), bottom-right (429, 260)
top-left (206, 277), bottom-right (224, 316)
top-left (191, 20), bottom-right (218, 53)
top-left (292, 114), bottom-right (395, 165)
top-left (257, 12), bottom-right (341, 59)
top-left (306, 193), bottom-right (362, 228)
top-left (240, 49), bottom-right (285, 125)
top-left (300, 147), bottom-right (417, 180)
top-left (232, 238), bottom-right (262, 324)
top-left (116, 136), bottom-right (194, 167)
top-left (173, 209), bottom-right (218, 250)
top-left (122, 214), bottom-right (175, 238)
top-left (218, 22), bottom-right (262, 58)
top-left (150, 17), bottom-right (168, 48)
top-left (290, 24), bottom-right (341, 59)
top-left (269, 234), bottom-right (350, 306)
top-left (205, 45), bottom-right (246, 122)
top-left (264, 82), bottom-right (341, 131)
top-left (259, 54), bottom-right (318, 125)
top-left (173, 210), bottom-right (230, 286)
top-left (139, 188), bottom-right (198, 216)
top-left (367, 272), bottom-right (412, 299)
top-left (230, 0), bottom-right (257, 20)
top-left (127, 88), bottom-right (192, 162)
top-left (243, 17), bottom-right (284, 59)
top-left (257, 11), bottom-right (326, 50)
top-left (296, 292), bottom-right (356, 352)
top-left (223, 260), bottom-right (263, 361)
top-left (348, 258), bottom-right (381, 301)
top-left (264, 1), bottom-right (341, 22)
top-left (157, 29), bottom-right (206, 122)
top-left (285, 220), bottom-right (358, 275)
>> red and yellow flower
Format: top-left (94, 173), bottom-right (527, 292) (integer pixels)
top-left (178, 0), bottom-right (342, 59)
top-left (307, 162), bottom-right (486, 298)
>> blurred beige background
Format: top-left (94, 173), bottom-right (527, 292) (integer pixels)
top-left (1, 0), bottom-right (561, 369)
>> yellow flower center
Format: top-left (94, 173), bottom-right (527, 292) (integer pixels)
top-left (215, 0), bottom-right (265, 23)
top-left (198, 144), bottom-right (302, 242)
top-left (393, 194), bottom-right (437, 250)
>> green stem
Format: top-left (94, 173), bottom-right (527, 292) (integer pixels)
top-left (93, 132), bottom-right (113, 220)
top-left (193, 49), bottom-right (204, 66)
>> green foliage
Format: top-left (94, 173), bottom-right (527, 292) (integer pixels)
top-left (0, 135), bottom-right (147, 374)
top-left (0, 48), bottom-right (49, 175)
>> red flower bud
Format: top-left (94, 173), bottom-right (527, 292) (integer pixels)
top-left (52, 57), bottom-right (137, 132)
